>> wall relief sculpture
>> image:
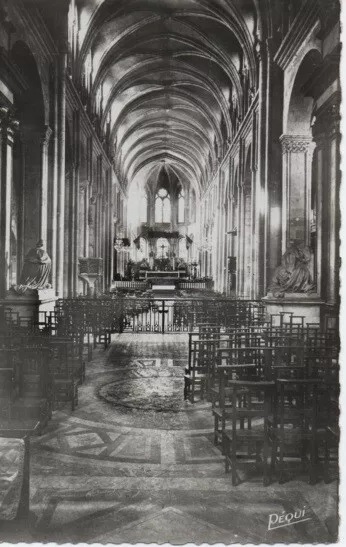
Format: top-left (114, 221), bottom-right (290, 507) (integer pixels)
top-left (269, 244), bottom-right (315, 297)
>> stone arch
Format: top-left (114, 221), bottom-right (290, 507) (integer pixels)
top-left (11, 35), bottom-right (49, 124)
top-left (286, 49), bottom-right (322, 136)
top-left (11, 40), bottom-right (47, 265)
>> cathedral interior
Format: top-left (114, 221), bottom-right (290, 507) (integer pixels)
top-left (0, 0), bottom-right (341, 543)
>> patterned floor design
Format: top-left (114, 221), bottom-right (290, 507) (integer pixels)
top-left (2, 333), bottom-right (338, 543)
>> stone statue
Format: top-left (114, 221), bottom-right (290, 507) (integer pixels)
top-left (14, 240), bottom-right (52, 294)
top-left (269, 244), bottom-right (315, 297)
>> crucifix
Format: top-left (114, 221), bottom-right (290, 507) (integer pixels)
top-left (160, 244), bottom-right (166, 258)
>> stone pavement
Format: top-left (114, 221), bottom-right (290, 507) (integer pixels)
top-left (3, 334), bottom-right (337, 544)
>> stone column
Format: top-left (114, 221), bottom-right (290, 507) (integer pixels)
top-left (312, 94), bottom-right (340, 306)
top-left (102, 197), bottom-right (106, 292)
top-left (39, 126), bottom-right (53, 245)
top-left (50, 62), bottom-right (59, 290)
top-left (108, 178), bottom-right (114, 285)
top-left (70, 163), bottom-right (79, 296)
top-left (268, 71), bottom-right (284, 291)
top-left (17, 135), bottom-right (26, 279)
top-left (237, 182), bottom-right (245, 297)
top-left (215, 180), bottom-right (222, 292)
top-left (243, 173), bottom-right (254, 299)
top-left (79, 180), bottom-right (88, 256)
top-left (78, 181), bottom-right (86, 294)
top-left (0, 107), bottom-right (18, 297)
top-left (89, 191), bottom-right (97, 257)
top-left (97, 192), bottom-right (102, 258)
top-left (280, 134), bottom-right (315, 249)
top-left (253, 39), bottom-right (267, 297)
top-left (56, 51), bottom-right (67, 297)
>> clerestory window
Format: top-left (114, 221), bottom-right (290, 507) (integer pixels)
top-left (155, 188), bottom-right (170, 223)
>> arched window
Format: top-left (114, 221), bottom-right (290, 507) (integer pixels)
top-left (178, 188), bottom-right (185, 223)
top-left (140, 192), bottom-right (148, 223)
top-left (190, 189), bottom-right (196, 223)
top-left (155, 188), bottom-right (170, 223)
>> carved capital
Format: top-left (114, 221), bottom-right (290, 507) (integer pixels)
top-left (255, 39), bottom-right (264, 62)
top-left (280, 134), bottom-right (314, 154)
top-left (0, 106), bottom-right (19, 138)
top-left (79, 179), bottom-right (89, 193)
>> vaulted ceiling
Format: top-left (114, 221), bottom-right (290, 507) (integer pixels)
top-left (74, 0), bottom-right (260, 195)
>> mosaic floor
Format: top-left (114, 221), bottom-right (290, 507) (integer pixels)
top-left (2, 334), bottom-right (338, 544)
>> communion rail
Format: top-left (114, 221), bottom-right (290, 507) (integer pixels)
top-left (111, 279), bottom-right (214, 292)
top-left (54, 297), bottom-right (265, 334)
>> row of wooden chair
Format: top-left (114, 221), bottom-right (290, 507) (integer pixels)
top-left (184, 316), bottom-right (339, 486)
top-left (219, 374), bottom-right (338, 486)
top-left (0, 306), bottom-right (97, 433)
top-left (184, 318), bottom-right (339, 402)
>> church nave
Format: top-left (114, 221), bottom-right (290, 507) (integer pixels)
top-left (4, 334), bottom-right (334, 544)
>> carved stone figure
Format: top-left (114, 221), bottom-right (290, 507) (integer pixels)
top-left (14, 240), bottom-right (52, 294)
top-left (269, 244), bottom-right (315, 297)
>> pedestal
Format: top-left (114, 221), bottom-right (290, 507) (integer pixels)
top-left (262, 293), bottom-right (323, 325)
top-left (78, 274), bottom-right (101, 297)
top-left (1, 289), bottom-right (57, 323)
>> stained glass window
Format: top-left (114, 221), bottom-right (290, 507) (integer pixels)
top-left (155, 188), bottom-right (170, 223)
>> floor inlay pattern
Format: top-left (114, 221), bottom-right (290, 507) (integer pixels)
top-left (3, 333), bottom-right (338, 544)
top-left (98, 357), bottom-right (186, 412)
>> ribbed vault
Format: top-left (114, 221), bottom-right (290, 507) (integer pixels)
top-left (75, 0), bottom-right (259, 196)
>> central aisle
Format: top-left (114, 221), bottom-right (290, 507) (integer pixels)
top-left (26, 334), bottom-right (336, 544)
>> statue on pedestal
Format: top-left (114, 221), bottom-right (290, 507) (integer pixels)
top-left (13, 240), bottom-right (52, 294)
top-left (269, 244), bottom-right (315, 298)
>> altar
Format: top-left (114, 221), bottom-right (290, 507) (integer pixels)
top-left (139, 270), bottom-right (187, 280)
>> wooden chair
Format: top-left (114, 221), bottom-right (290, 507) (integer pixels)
top-left (323, 381), bottom-right (339, 483)
top-left (222, 379), bottom-right (275, 486)
top-left (0, 368), bottom-right (15, 422)
top-left (213, 363), bottom-right (258, 446)
top-left (268, 378), bottom-right (328, 484)
top-left (11, 347), bottom-right (53, 434)
top-left (50, 336), bottom-right (85, 384)
top-left (324, 424), bottom-right (339, 484)
top-left (184, 338), bottom-right (218, 403)
top-left (49, 340), bottom-right (80, 411)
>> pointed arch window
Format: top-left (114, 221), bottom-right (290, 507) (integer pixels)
top-left (155, 188), bottom-right (170, 223)
top-left (140, 192), bottom-right (148, 223)
top-left (190, 189), bottom-right (196, 223)
top-left (178, 188), bottom-right (185, 223)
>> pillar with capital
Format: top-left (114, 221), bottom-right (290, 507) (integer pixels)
top-left (56, 49), bottom-right (67, 297)
top-left (78, 180), bottom-right (89, 294)
top-left (79, 180), bottom-right (90, 255)
top-left (262, 133), bottom-right (320, 324)
top-left (253, 38), bottom-right (267, 297)
top-left (39, 125), bottom-right (53, 245)
top-left (311, 92), bottom-right (340, 307)
top-left (237, 179), bottom-right (245, 297)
